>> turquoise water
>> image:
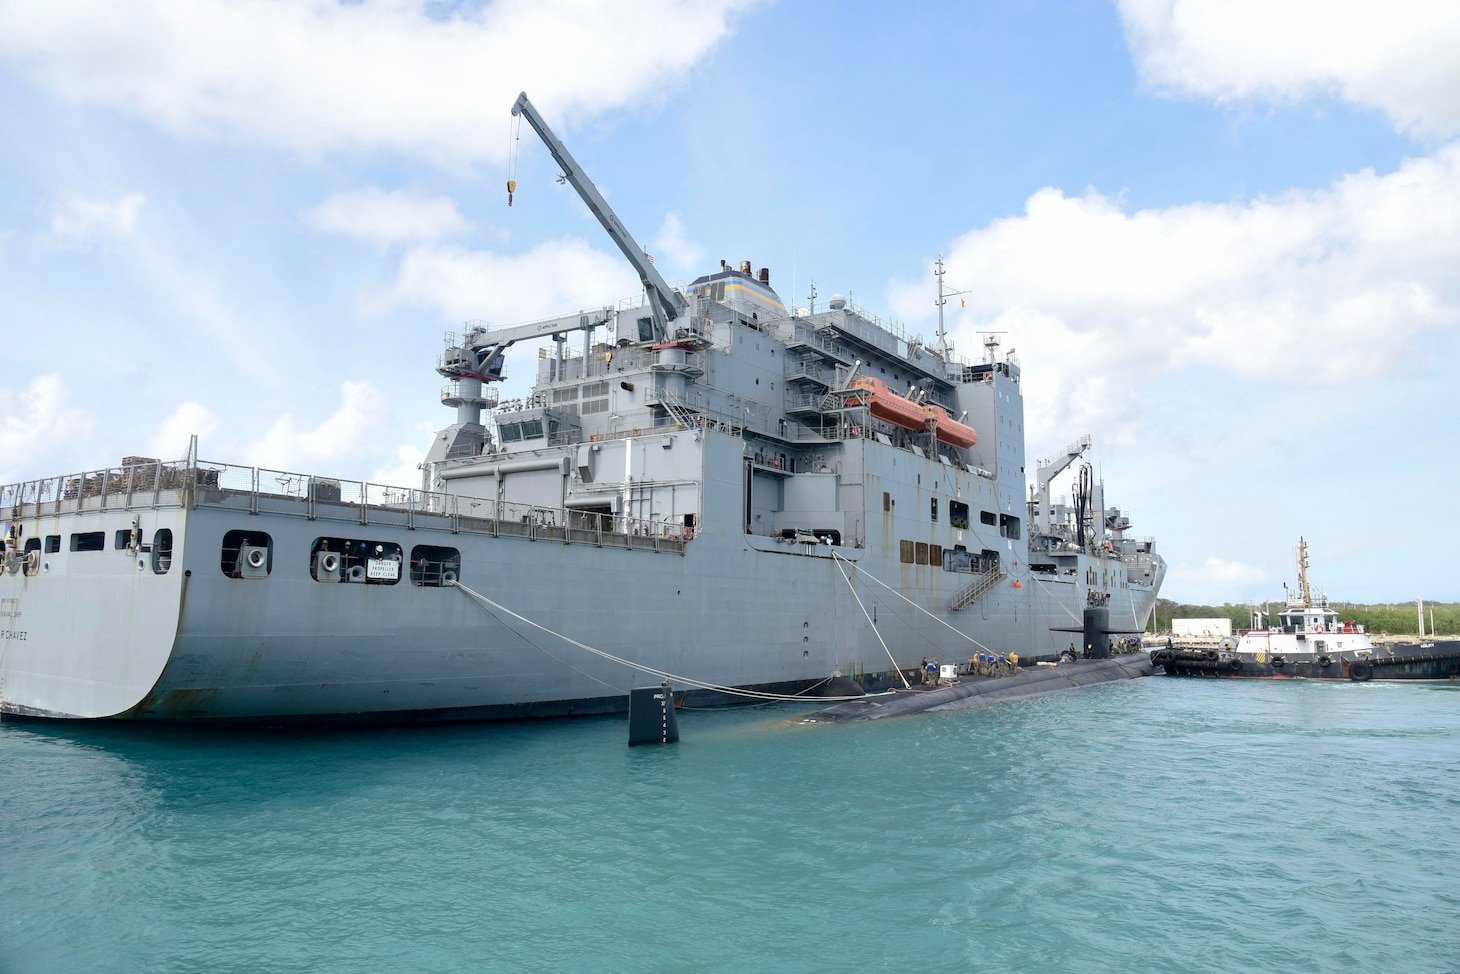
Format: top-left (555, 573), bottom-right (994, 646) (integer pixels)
top-left (4, 678), bottom-right (1459, 973)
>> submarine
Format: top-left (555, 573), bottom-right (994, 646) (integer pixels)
top-left (804, 607), bottom-right (1153, 723)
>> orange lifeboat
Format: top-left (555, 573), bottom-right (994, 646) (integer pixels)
top-left (849, 376), bottom-right (926, 432)
top-left (923, 403), bottom-right (978, 449)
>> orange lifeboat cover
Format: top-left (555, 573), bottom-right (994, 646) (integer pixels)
top-left (924, 404), bottom-right (978, 449)
top-left (849, 376), bottom-right (926, 432)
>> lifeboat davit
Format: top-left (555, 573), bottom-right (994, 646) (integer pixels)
top-left (849, 376), bottom-right (926, 431)
top-left (923, 404), bottom-right (978, 449)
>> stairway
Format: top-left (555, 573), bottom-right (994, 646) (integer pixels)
top-left (950, 569), bottom-right (1007, 611)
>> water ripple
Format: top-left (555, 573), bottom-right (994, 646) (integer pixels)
top-left (3, 679), bottom-right (1459, 972)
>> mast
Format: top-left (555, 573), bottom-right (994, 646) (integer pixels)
top-left (933, 256), bottom-right (968, 361)
top-left (1297, 537), bottom-right (1312, 606)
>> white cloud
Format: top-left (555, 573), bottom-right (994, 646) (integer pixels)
top-left (0, 0), bottom-right (756, 167)
top-left (245, 380), bottom-right (386, 471)
top-left (0, 374), bottom-right (94, 481)
top-left (890, 142), bottom-right (1460, 452)
top-left (1118, 0), bottom-right (1460, 138)
top-left (371, 441), bottom-right (427, 491)
top-left (650, 210), bottom-right (705, 282)
top-left (1169, 557), bottom-right (1269, 589)
top-left (307, 188), bottom-right (470, 245)
top-left (378, 235), bottom-right (642, 325)
top-left (145, 401), bottom-right (222, 461)
top-left (49, 193), bottom-right (145, 245)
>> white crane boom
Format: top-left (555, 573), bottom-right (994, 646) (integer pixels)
top-left (1035, 434), bottom-right (1092, 533)
top-left (511, 92), bottom-right (683, 343)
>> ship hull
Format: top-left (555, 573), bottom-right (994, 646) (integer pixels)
top-left (1, 450), bottom-right (1161, 722)
top-left (1151, 642), bottom-right (1460, 681)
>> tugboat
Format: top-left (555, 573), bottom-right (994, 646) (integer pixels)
top-left (1152, 539), bottom-right (1460, 681)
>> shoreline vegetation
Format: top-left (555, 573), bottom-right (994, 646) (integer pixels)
top-left (1151, 599), bottom-right (1458, 639)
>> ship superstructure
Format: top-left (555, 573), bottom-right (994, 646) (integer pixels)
top-left (0, 94), bottom-right (1165, 721)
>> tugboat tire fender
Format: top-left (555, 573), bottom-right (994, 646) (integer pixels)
top-left (1316, 656), bottom-right (1332, 668)
top-left (1205, 650), bottom-right (1218, 661)
top-left (1349, 661), bottom-right (1372, 682)
top-left (1228, 658), bottom-right (1242, 673)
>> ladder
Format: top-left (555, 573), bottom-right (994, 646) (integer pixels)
top-left (950, 569), bottom-right (1007, 611)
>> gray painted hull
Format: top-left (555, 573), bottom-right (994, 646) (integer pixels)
top-left (1, 432), bottom-right (1160, 721)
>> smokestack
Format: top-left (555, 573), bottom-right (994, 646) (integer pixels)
top-left (758, 267), bottom-right (770, 285)
top-left (740, 260), bottom-right (752, 275)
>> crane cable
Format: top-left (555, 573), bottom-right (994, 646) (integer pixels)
top-left (507, 113), bottom-right (520, 205)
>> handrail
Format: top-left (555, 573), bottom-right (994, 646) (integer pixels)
top-left (1, 458), bottom-right (689, 554)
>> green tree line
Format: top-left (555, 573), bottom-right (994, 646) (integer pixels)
top-left (1151, 599), bottom-right (1459, 638)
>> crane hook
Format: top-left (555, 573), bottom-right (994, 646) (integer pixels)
top-left (507, 179), bottom-right (516, 207)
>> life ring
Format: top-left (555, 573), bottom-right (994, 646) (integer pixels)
top-left (1349, 661), bottom-right (1372, 682)
top-left (1313, 623), bottom-right (1325, 633)
top-left (1228, 658), bottom-right (1243, 673)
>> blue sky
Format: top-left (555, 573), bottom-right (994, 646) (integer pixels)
top-left (2, 0), bottom-right (1457, 605)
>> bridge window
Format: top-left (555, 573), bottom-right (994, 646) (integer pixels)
top-left (949, 501), bottom-right (969, 529)
top-left (410, 545), bottom-right (461, 587)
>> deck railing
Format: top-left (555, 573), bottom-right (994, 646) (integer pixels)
top-left (1, 458), bottom-right (687, 554)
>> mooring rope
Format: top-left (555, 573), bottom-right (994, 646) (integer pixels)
top-left (451, 580), bottom-right (876, 703)
top-left (833, 552), bottom-right (997, 655)
top-left (829, 552), bottom-right (910, 689)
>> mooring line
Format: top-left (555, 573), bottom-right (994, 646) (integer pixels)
top-left (833, 552), bottom-right (997, 655)
top-left (829, 552), bottom-right (910, 689)
top-left (452, 581), bottom-right (875, 703)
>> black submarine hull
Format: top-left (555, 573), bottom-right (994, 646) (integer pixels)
top-left (801, 655), bottom-right (1153, 723)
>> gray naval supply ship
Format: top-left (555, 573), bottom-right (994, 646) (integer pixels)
top-left (0, 93), bottom-right (1165, 722)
